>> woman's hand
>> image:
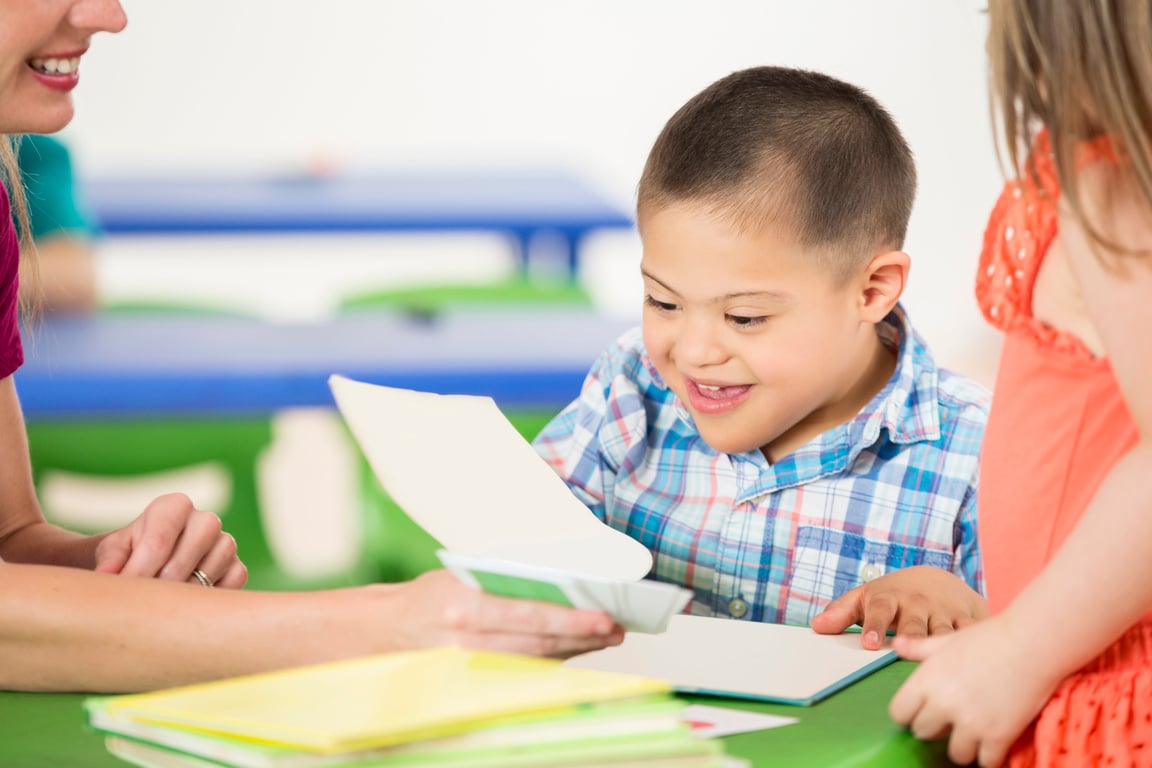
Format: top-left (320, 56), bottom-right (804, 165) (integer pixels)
top-left (378, 569), bottom-right (625, 658)
top-left (93, 493), bottom-right (247, 588)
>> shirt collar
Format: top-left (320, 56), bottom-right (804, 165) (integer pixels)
top-left (858, 303), bottom-right (942, 447)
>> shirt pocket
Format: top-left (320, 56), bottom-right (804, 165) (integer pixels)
top-left (791, 526), bottom-right (955, 609)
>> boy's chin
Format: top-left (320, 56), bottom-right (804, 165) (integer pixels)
top-left (698, 431), bottom-right (772, 457)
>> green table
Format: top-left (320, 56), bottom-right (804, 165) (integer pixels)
top-left (0, 661), bottom-right (952, 767)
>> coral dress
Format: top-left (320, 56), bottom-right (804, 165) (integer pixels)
top-left (977, 134), bottom-right (1152, 767)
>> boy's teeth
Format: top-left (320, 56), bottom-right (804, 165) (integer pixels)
top-left (699, 384), bottom-right (721, 391)
top-left (30, 57), bottom-right (80, 75)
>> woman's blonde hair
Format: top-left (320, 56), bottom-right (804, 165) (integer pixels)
top-left (987, 0), bottom-right (1152, 255)
top-left (0, 135), bottom-right (40, 318)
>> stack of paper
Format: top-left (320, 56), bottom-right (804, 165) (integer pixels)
top-left (86, 647), bottom-right (730, 768)
top-left (328, 375), bottom-right (693, 633)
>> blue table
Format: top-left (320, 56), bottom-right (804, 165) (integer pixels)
top-left (16, 309), bottom-right (635, 418)
top-left (82, 171), bottom-right (635, 279)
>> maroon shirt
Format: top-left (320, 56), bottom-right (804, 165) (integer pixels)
top-left (0, 184), bottom-right (24, 378)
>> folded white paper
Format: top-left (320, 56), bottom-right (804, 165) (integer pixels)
top-left (439, 551), bottom-right (691, 633)
top-left (329, 375), bottom-right (692, 632)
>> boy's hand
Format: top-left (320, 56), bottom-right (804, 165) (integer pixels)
top-left (93, 493), bottom-right (248, 589)
top-left (810, 565), bottom-right (988, 649)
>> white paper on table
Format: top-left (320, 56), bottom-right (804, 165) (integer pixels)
top-left (328, 375), bottom-right (692, 633)
top-left (566, 615), bottom-right (898, 705)
top-left (680, 704), bottom-right (797, 739)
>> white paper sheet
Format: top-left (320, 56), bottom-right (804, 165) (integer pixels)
top-left (329, 375), bottom-right (653, 581)
top-left (565, 615), bottom-right (897, 705)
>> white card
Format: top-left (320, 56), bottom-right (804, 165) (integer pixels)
top-left (680, 704), bottom-right (797, 739)
top-left (328, 375), bottom-right (653, 581)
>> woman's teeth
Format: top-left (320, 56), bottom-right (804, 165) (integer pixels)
top-left (30, 57), bottom-right (80, 75)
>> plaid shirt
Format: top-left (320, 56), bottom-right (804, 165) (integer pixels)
top-left (533, 305), bottom-right (989, 626)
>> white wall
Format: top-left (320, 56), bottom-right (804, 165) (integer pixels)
top-left (61, 0), bottom-right (1003, 382)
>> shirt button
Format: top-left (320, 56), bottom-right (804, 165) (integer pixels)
top-left (727, 598), bottom-right (748, 618)
top-left (860, 564), bottom-right (883, 583)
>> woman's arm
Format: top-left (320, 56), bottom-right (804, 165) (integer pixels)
top-left (0, 379), bottom-right (621, 692)
top-left (0, 565), bottom-right (622, 692)
top-left (0, 376), bottom-right (96, 567)
top-left (0, 378), bottom-right (245, 585)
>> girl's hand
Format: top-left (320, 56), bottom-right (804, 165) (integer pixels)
top-left (888, 614), bottom-right (1060, 767)
top-left (93, 493), bottom-right (248, 589)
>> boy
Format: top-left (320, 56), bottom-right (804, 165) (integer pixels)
top-left (533, 66), bottom-right (990, 649)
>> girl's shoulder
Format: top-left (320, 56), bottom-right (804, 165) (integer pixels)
top-left (975, 131), bottom-right (1119, 352)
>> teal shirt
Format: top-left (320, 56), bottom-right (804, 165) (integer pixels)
top-left (16, 134), bottom-right (101, 241)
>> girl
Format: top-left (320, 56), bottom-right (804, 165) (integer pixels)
top-left (0, 0), bottom-right (621, 692)
top-left (890, 1), bottom-right (1152, 766)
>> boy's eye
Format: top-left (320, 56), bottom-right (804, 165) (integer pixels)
top-left (644, 295), bottom-right (679, 312)
top-left (728, 314), bottom-right (768, 328)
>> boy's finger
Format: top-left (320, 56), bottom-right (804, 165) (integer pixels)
top-left (927, 613), bottom-right (957, 636)
top-left (810, 589), bottom-right (864, 634)
top-left (859, 593), bottom-right (897, 649)
top-left (894, 611), bottom-right (929, 641)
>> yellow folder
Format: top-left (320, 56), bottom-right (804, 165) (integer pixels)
top-left (101, 647), bottom-right (672, 754)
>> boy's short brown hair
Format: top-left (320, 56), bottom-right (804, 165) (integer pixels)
top-left (638, 66), bottom-right (916, 281)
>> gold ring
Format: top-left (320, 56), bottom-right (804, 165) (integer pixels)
top-left (192, 569), bottom-right (214, 588)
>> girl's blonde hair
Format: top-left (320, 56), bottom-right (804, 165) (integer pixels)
top-left (987, 0), bottom-right (1152, 255)
top-left (0, 135), bottom-right (40, 318)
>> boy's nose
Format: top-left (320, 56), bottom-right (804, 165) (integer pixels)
top-left (674, 320), bottom-right (728, 368)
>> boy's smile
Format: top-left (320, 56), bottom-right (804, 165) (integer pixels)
top-left (683, 378), bottom-right (752, 415)
top-left (638, 201), bottom-right (898, 462)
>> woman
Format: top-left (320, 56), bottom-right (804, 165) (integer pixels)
top-left (0, 0), bottom-right (622, 693)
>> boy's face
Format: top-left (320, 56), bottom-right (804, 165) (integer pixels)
top-left (639, 201), bottom-right (882, 459)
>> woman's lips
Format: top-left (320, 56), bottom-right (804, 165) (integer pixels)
top-left (27, 55), bottom-right (83, 92)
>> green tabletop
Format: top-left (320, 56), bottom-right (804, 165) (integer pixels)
top-left (0, 661), bottom-right (953, 767)
top-left (684, 661), bottom-right (952, 766)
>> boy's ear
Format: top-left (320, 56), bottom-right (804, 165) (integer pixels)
top-left (857, 250), bottom-right (910, 322)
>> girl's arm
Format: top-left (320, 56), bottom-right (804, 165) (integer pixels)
top-left (889, 162), bottom-right (1152, 767)
top-left (1016, 161), bottom-right (1152, 671)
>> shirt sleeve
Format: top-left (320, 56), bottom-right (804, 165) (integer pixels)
top-left (954, 480), bottom-right (985, 595)
top-left (17, 134), bottom-right (101, 240)
top-left (0, 185), bottom-right (24, 379)
top-left (532, 350), bottom-right (616, 523)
